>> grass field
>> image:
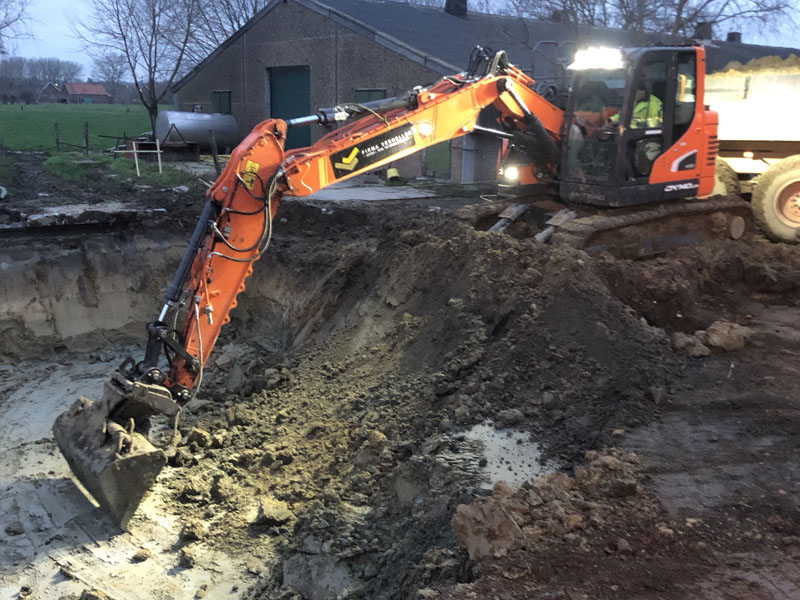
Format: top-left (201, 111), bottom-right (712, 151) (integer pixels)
top-left (0, 103), bottom-right (167, 152)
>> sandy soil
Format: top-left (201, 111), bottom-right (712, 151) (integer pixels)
top-left (0, 152), bottom-right (798, 600)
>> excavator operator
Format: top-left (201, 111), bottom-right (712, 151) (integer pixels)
top-left (609, 80), bottom-right (663, 128)
top-left (631, 81), bottom-right (663, 128)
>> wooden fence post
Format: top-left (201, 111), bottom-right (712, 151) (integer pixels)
top-left (55, 122), bottom-right (60, 151)
top-left (132, 141), bottom-right (140, 177)
top-left (83, 122), bottom-right (89, 155)
top-left (209, 129), bottom-right (221, 176)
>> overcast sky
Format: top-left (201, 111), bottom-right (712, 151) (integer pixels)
top-left (12, 0), bottom-right (93, 73)
top-left (9, 0), bottom-right (800, 80)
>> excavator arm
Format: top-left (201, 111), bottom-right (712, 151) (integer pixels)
top-left (53, 49), bottom-right (564, 528)
top-left (155, 48), bottom-right (563, 398)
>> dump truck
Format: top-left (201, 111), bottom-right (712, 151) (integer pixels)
top-left (706, 61), bottom-right (800, 242)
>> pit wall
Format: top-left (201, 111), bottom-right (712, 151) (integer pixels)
top-left (0, 214), bottom-right (361, 364)
top-left (0, 232), bottom-right (186, 361)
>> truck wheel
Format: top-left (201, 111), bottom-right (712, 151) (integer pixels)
top-left (713, 158), bottom-right (741, 196)
top-left (752, 155), bottom-right (800, 244)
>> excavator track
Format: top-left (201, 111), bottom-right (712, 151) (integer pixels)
top-left (551, 196), bottom-right (751, 258)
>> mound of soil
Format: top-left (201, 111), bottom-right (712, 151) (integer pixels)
top-left (158, 205), bottom-right (680, 599)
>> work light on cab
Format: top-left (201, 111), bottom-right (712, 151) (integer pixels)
top-left (569, 47), bottom-right (624, 70)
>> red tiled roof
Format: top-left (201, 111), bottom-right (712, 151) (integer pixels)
top-left (64, 82), bottom-right (112, 96)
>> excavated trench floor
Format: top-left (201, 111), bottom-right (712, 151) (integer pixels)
top-left (1, 153), bottom-right (799, 600)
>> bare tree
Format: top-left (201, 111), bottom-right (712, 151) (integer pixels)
top-left (0, 55), bottom-right (25, 99)
top-left (511, 0), bottom-right (795, 36)
top-left (34, 58), bottom-right (83, 83)
top-left (654, 0), bottom-right (793, 36)
top-left (61, 61), bottom-right (83, 81)
top-left (185, 0), bottom-right (268, 67)
top-left (0, 0), bottom-right (31, 54)
top-left (92, 52), bottom-right (127, 99)
top-left (76, 0), bottom-right (199, 131)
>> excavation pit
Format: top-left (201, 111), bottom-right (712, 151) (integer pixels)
top-left (1, 153), bottom-right (799, 599)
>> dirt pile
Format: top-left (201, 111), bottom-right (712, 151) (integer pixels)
top-left (451, 450), bottom-right (645, 561)
top-left (438, 453), bottom-right (800, 600)
top-left (721, 53), bottom-right (800, 74)
top-left (156, 206), bottom-right (678, 599)
top-left (596, 240), bottom-right (800, 333)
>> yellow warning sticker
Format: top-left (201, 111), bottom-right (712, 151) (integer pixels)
top-left (241, 160), bottom-right (260, 190)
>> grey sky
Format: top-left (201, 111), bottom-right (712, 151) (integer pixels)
top-left (13, 0), bottom-right (92, 74)
top-left (9, 0), bottom-right (800, 81)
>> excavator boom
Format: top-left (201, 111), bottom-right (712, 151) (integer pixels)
top-left (53, 48), bottom-right (565, 527)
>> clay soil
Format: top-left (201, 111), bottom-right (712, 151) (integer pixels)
top-left (1, 153), bottom-right (799, 599)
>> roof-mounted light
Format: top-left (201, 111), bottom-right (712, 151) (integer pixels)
top-left (568, 47), bottom-right (624, 70)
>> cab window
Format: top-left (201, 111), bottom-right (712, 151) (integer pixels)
top-left (629, 60), bottom-right (665, 130)
top-left (674, 53), bottom-right (697, 139)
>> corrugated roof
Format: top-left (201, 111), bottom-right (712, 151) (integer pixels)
top-left (173, 0), bottom-right (799, 90)
top-left (321, 0), bottom-right (798, 73)
top-left (64, 82), bottom-right (112, 96)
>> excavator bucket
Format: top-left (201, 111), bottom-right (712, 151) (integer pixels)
top-left (53, 377), bottom-right (177, 529)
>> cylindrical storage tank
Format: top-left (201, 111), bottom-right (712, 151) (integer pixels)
top-left (155, 111), bottom-right (239, 151)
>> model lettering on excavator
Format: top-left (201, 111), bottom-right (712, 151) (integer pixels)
top-left (54, 46), bottom-right (745, 529)
top-left (664, 182), bottom-right (699, 192)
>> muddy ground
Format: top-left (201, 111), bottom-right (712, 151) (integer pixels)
top-left (0, 152), bottom-right (798, 599)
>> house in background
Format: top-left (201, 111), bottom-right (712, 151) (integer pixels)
top-left (39, 82), bottom-right (67, 103)
top-left (172, 0), bottom-right (800, 183)
top-left (39, 82), bottom-right (114, 104)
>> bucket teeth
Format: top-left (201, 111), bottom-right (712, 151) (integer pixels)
top-left (53, 382), bottom-right (173, 529)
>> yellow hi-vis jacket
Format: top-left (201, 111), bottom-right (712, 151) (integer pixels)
top-left (631, 96), bottom-right (663, 128)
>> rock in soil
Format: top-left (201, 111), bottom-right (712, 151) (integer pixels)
top-left (179, 546), bottom-right (198, 569)
top-left (701, 320), bottom-right (753, 351)
top-left (131, 548), bottom-right (153, 563)
top-left (250, 497), bottom-right (295, 527)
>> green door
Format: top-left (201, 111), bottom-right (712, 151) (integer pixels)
top-left (269, 66), bottom-right (311, 150)
top-left (425, 141), bottom-right (451, 178)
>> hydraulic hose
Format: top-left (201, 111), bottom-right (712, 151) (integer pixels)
top-left (164, 199), bottom-right (217, 304)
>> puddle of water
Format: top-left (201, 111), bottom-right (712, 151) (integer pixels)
top-left (464, 422), bottom-right (556, 490)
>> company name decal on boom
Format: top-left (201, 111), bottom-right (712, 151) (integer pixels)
top-left (331, 125), bottom-right (416, 179)
top-left (664, 181), bottom-right (699, 192)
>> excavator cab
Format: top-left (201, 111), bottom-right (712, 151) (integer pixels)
top-left (560, 46), bottom-right (717, 206)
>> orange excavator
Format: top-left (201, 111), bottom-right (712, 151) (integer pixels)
top-left (54, 46), bottom-right (738, 527)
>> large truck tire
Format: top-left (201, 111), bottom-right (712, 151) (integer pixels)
top-left (713, 157), bottom-right (741, 197)
top-left (752, 155), bottom-right (800, 244)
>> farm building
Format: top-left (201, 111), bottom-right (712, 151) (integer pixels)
top-left (172, 0), bottom-right (800, 182)
top-left (40, 82), bottom-right (114, 104)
